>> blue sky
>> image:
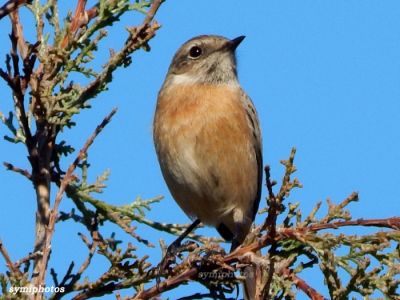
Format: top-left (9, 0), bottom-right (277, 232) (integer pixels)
top-left (0, 1), bottom-right (399, 299)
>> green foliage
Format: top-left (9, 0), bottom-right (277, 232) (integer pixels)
top-left (0, 0), bottom-right (165, 299)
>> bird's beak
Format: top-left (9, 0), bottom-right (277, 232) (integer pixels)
top-left (229, 35), bottom-right (246, 50)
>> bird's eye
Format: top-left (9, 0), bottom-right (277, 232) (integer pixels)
top-left (189, 46), bottom-right (202, 59)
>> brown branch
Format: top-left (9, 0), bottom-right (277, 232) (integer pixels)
top-left (3, 161), bottom-right (32, 180)
top-left (9, 9), bottom-right (28, 60)
top-left (131, 214), bottom-right (400, 299)
top-left (0, 68), bottom-right (14, 88)
top-left (60, 0), bottom-right (90, 49)
top-left (142, 0), bottom-right (163, 26)
top-left (70, 0), bottom-right (87, 32)
top-left (132, 268), bottom-right (198, 300)
top-left (231, 216), bottom-right (400, 256)
top-left (281, 268), bottom-right (326, 300)
top-left (34, 108), bottom-right (118, 299)
top-left (63, 232), bottom-right (99, 292)
top-left (0, 0), bottom-right (31, 20)
top-left (0, 239), bottom-right (22, 277)
top-left (86, 5), bottom-right (98, 20)
top-left (59, 0), bottom-right (100, 49)
top-left (6, 4), bottom-right (49, 287)
top-left (48, 232), bottom-right (99, 300)
top-left (76, 232), bottom-right (99, 276)
top-left (307, 217), bottom-right (400, 231)
top-left (265, 165), bottom-right (276, 201)
top-left (14, 250), bottom-right (42, 269)
top-left (6, 13), bottom-right (33, 145)
top-left (258, 150), bottom-right (297, 299)
top-left (260, 166), bottom-right (278, 299)
top-left (10, 9), bottom-right (39, 91)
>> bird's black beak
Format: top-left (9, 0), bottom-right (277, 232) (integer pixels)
top-left (229, 35), bottom-right (246, 50)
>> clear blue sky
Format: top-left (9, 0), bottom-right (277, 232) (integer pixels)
top-left (0, 1), bottom-right (399, 299)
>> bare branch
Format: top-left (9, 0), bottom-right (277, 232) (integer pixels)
top-left (3, 161), bottom-right (32, 180)
top-left (132, 268), bottom-right (198, 300)
top-left (0, 239), bottom-right (22, 277)
top-left (14, 250), bottom-right (42, 269)
top-left (60, 0), bottom-right (90, 49)
top-left (292, 216), bottom-right (400, 234)
top-left (281, 268), bottom-right (325, 300)
top-left (9, 9), bottom-right (28, 60)
top-left (34, 108), bottom-right (117, 297)
top-left (0, 0), bottom-right (31, 20)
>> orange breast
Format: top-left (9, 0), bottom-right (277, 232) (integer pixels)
top-left (153, 83), bottom-right (258, 230)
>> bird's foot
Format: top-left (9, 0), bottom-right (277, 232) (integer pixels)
top-left (158, 239), bottom-right (181, 273)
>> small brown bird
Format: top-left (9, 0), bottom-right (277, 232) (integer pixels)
top-left (153, 35), bottom-right (262, 251)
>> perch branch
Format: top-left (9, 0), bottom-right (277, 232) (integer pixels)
top-left (131, 213), bottom-right (400, 299)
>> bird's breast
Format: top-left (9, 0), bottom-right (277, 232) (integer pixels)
top-left (153, 83), bottom-right (258, 226)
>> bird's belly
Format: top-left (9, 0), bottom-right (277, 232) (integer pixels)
top-left (158, 123), bottom-right (234, 226)
top-left (156, 120), bottom-right (256, 228)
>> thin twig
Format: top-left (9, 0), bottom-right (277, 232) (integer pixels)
top-left (76, 232), bottom-right (99, 276)
top-left (0, 0), bottom-right (31, 20)
top-left (281, 268), bottom-right (326, 300)
top-left (14, 250), bottom-right (42, 269)
top-left (132, 268), bottom-right (198, 300)
top-left (260, 166), bottom-right (278, 299)
top-left (142, 0), bottom-right (163, 25)
top-left (0, 239), bottom-right (22, 277)
top-left (6, 15), bottom-right (33, 147)
top-left (3, 161), bottom-right (32, 180)
top-left (259, 149), bottom-right (297, 299)
top-left (34, 108), bottom-right (118, 296)
top-left (10, 8), bottom-right (28, 60)
top-left (54, 231), bottom-right (99, 298)
top-left (308, 216), bottom-right (400, 231)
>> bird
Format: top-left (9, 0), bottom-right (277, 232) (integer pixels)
top-left (153, 34), bottom-right (262, 252)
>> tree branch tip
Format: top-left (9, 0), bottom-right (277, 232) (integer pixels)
top-left (3, 161), bottom-right (32, 179)
top-left (350, 191), bottom-right (359, 199)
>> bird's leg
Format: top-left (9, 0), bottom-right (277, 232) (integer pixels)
top-left (230, 239), bottom-right (240, 253)
top-left (170, 218), bottom-right (201, 250)
top-left (158, 218), bottom-right (201, 273)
